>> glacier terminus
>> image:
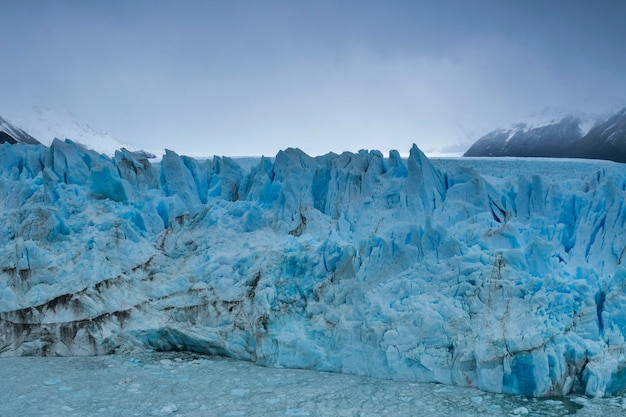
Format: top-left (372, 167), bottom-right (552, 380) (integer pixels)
top-left (1, 140), bottom-right (626, 398)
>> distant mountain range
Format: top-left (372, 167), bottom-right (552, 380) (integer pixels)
top-left (464, 108), bottom-right (626, 163)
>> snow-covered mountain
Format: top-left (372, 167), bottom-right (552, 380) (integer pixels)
top-left (464, 108), bottom-right (626, 163)
top-left (464, 116), bottom-right (584, 157)
top-left (0, 115), bottom-right (40, 145)
top-left (8, 107), bottom-right (138, 156)
top-left (1, 141), bottom-right (626, 398)
top-left (571, 108), bottom-right (626, 162)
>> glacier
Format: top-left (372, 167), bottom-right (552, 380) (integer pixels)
top-left (1, 139), bottom-right (626, 398)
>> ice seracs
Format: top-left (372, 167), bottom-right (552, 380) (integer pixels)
top-left (1, 140), bottom-right (626, 398)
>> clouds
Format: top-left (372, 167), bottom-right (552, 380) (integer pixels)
top-left (2, 1), bottom-right (626, 157)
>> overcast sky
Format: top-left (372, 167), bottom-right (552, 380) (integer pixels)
top-left (2, 0), bottom-right (626, 157)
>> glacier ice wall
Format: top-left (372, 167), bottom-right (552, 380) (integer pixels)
top-left (1, 139), bottom-right (626, 397)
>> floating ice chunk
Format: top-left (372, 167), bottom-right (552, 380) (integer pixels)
top-left (156, 404), bottom-right (178, 414)
top-left (230, 388), bottom-right (250, 397)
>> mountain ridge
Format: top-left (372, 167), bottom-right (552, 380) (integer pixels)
top-left (464, 108), bottom-right (626, 163)
top-left (0, 115), bottom-right (41, 145)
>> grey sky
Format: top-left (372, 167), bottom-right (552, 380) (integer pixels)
top-left (2, 0), bottom-right (625, 157)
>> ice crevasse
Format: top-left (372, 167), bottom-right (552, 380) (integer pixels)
top-left (1, 139), bottom-right (626, 398)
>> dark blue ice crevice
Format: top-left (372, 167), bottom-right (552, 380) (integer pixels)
top-left (585, 214), bottom-right (606, 260)
top-left (595, 290), bottom-right (606, 333)
top-left (312, 165), bottom-right (330, 213)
